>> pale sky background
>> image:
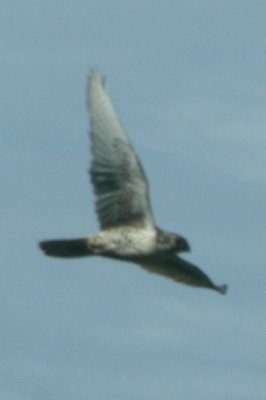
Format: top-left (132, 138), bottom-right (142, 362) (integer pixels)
top-left (1, 1), bottom-right (266, 399)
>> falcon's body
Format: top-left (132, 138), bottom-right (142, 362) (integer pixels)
top-left (39, 71), bottom-right (227, 295)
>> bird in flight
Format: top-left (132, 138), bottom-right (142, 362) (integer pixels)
top-left (39, 71), bottom-right (227, 295)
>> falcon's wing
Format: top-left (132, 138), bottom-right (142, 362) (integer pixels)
top-left (87, 71), bottom-right (154, 230)
top-left (139, 255), bottom-right (228, 294)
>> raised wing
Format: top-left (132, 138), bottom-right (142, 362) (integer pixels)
top-left (87, 71), bottom-right (154, 230)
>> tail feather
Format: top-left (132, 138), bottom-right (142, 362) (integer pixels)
top-left (39, 238), bottom-right (92, 258)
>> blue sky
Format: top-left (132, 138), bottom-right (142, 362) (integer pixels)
top-left (1, 1), bottom-right (266, 399)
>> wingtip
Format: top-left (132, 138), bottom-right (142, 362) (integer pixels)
top-left (217, 284), bottom-right (228, 295)
top-left (87, 69), bottom-right (106, 109)
top-left (88, 69), bottom-right (105, 87)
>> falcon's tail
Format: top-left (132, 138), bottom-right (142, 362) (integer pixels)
top-left (39, 238), bottom-right (92, 258)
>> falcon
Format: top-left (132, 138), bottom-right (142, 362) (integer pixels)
top-left (39, 71), bottom-right (227, 294)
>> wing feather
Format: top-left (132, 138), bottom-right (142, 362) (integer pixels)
top-left (139, 255), bottom-right (228, 294)
top-left (87, 71), bottom-right (154, 229)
